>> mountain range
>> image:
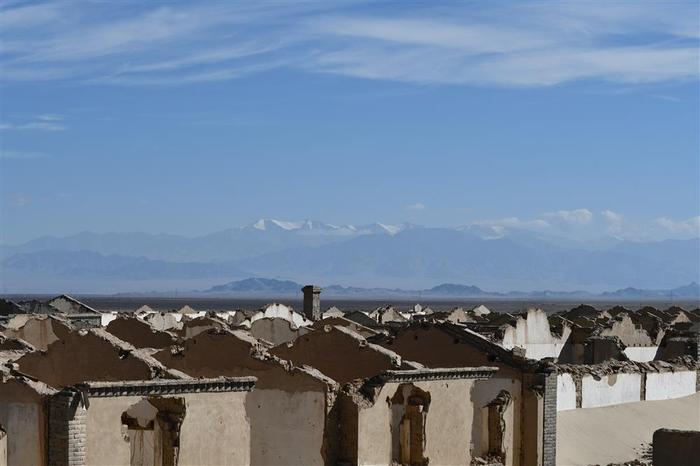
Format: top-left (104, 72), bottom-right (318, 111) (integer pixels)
top-left (1, 219), bottom-right (698, 294)
top-left (186, 277), bottom-right (700, 300)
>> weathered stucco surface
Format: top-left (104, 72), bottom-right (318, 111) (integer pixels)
top-left (0, 400), bottom-right (45, 466)
top-left (246, 389), bottom-right (326, 466)
top-left (15, 330), bottom-right (166, 387)
top-left (2, 315), bottom-right (68, 351)
top-left (581, 373), bottom-right (641, 408)
top-left (645, 370), bottom-right (696, 401)
top-left (356, 379), bottom-right (479, 466)
top-left (85, 392), bottom-right (251, 466)
top-left (249, 318), bottom-right (310, 346)
top-left (470, 377), bottom-right (521, 466)
top-left (271, 326), bottom-right (401, 383)
top-left (152, 329), bottom-right (332, 465)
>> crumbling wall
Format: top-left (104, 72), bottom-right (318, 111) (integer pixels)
top-left (270, 326), bottom-right (401, 383)
top-left (470, 378), bottom-right (521, 466)
top-left (152, 330), bottom-right (332, 465)
top-left (249, 318), bottom-right (310, 346)
top-left (623, 346), bottom-right (659, 362)
top-left (2, 315), bottom-right (69, 351)
top-left (84, 392), bottom-right (251, 466)
top-left (581, 373), bottom-right (641, 408)
top-left (500, 309), bottom-right (571, 360)
top-left (645, 370), bottom-right (696, 401)
top-left (15, 330), bottom-right (168, 388)
top-left (105, 317), bottom-right (175, 349)
top-left (355, 379), bottom-right (479, 466)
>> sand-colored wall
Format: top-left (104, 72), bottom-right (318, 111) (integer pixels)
top-left (645, 371), bottom-right (697, 401)
top-left (0, 381), bottom-right (47, 466)
top-left (356, 379), bottom-right (480, 466)
top-left (105, 317), bottom-right (174, 349)
top-left (470, 377), bottom-right (522, 466)
top-left (600, 315), bottom-right (654, 347)
top-left (378, 326), bottom-right (522, 378)
top-left (16, 331), bottom-right (154, 387)
top-left (85, 392), bottom-right (251, 466)
top-left (246, 389), bottom-right (326, 466)
top-left (249, 318), bottom-right (310, 346)
top-left (581, 373), bottom-right (641, 408)
top-left (0, 401), bottom-right (45, 466)
top-left (0, 427), bottom-right (6, 466)
top-left (271, 328), bottom-right (399, 383)
top-left (3, 316), bottom-right (68, 351)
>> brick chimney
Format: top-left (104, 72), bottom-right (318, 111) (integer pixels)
top-left (302, 285), bottom-right (322, 321)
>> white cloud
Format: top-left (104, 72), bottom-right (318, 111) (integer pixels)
top-left (405, 202), bottom-right (426, 211)
top-left (0, 149), bottom-right (49, 160)
top-left (601, 209), bottom-right (626, 236)
top-left (543, 208), bottom-right (593, 225)
top-left (0, 2), bottom-right (696, 86)
top-left (472, 216), bottom-right (550, 230)
top-left (0, 114), bottom-right (66, 131)
top-left (654, 216), bottom-right (700, 237)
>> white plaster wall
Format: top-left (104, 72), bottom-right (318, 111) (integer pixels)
top-left (557, 374), bottom-right (577, 411)
top-left (100, 312), bottom-right (118, 327)
top-left (623, 347), bottom-right (658, 362)
top-left (645, 371), bottom-right (697, 401)
top-left (500, 309), bottom-right (571, 360)
top-left (581, 373), bottom-right (641, 408)
top-left (256, 304), bottom-right (311, 327)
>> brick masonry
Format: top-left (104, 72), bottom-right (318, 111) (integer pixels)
top-left (542, 372), bottom-right (557, 466)
top-left (48, 390), bottom-right (86, 466)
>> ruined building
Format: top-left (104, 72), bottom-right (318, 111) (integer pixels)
top-left (0, 289), bottom-right (698, 465)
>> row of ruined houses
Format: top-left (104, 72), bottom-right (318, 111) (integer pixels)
top-left (0, 293), bottom-right (698, 466)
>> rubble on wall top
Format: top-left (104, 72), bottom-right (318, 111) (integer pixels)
top-left (555, 355), bottom-right (698, 377)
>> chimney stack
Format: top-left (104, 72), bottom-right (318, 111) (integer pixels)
top-left (302, 285), bottom-right (322, 321)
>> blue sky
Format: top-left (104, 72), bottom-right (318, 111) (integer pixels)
top-left (1, 0), bottom-right (698, 244)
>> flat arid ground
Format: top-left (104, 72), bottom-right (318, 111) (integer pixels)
top-left (557, 392), bottom-right (700, 465)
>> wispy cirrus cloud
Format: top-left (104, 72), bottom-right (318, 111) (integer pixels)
top-left (0, 1), bottom-right (697, 87)
top-left (0, 114), bottom-right (66, 131)
top-left (405, 202), bottom-right (426, 211)
top-left (0, 149), bottom-right (49, 160)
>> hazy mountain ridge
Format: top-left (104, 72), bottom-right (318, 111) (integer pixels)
top-left (1, 219), bottom-right (698, 292)
top-left (197, 277), bottom-right (700, 299)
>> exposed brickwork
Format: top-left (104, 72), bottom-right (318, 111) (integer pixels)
top-left (48, 391), bottom-right (86, 466)
top-left (640, 372), bottom-right (647, 401)
top-left (542, 372), bottom-right (557, 466)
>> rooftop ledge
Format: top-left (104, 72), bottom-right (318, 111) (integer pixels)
top-left (378, 367), bottom-right (498, 383)
top-left (66, 377), bottom-right (257, 397)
